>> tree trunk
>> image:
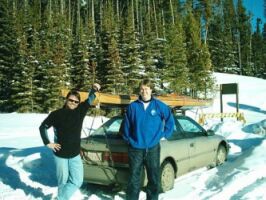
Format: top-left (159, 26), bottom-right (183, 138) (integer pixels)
top-left (99, 0), bottom-right (103, 32)
top-left (131, 0), bottom-right (135, 39)
top-left (147, 0), bottom-right (151, 32)
top-left (204, 25), bottom-right (208, 44)
top-left (169, 0), bottom-right (175, 25)
top-left (49, 0), bottom-right (51, 20)
top-left (60, 0), bottom-right (64, 15)
top-left (91, 0), bottom-right (96, 36)
top-left (116, 0), bottom-right (119, 21)
top-left (135, 0), bottom-right (139, 33)
top-left (162, 9), bottom-right (166, 39)
top-left (237, 30), bottom-right (242, 75)
top-left (69, 0), bottom-right (71, 33)
top-left (77, 0), bottom-right (80, 36)
top-left (152, 0), bottom-right (158, 38)
top-left (139, 1), bottom-right (143, 37)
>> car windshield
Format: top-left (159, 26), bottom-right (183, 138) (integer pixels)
top-left (89, 114), bottom-right (206, 139)
top-left (178, 118), bottom-right (202, 133)
top-left (176, 115), bottom-right (206, 137)
top-left (91, 116), bottom-right (123, 137)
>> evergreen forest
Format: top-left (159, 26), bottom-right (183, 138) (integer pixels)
top-left (0, 0), bottom-right (265, 113)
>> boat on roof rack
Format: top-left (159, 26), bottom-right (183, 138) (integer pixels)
top-left (61, 89), bottom-right (212, 108)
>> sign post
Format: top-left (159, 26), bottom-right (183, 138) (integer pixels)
top-left (220, 83), bottom-right (239, 122)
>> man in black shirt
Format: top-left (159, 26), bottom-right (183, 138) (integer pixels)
top-left (39, 83), bottom-right (100, 200)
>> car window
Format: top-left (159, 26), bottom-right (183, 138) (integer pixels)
top-left (91, 117), bottom-right (123, 137)
top-left (177, 117), bottom-right (205, 138)
top-left (106, 119), bottom-right (122, 133)
top-left (167, 120), bottom-right (184, 140)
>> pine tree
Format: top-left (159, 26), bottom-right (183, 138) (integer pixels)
top-left (104, 34), bottom-right (124, 94)
top-left (81, 0), bottom-right (99, 86)
top-left (198, 0), bottom-right (212, 44)
top-left (163, 18), bottom-right (189, 94)
top-left (252, 19), bottom-right (264, 78)
top-left (236, 0), bottom-right (252, 75)
top-left (69, 0), bottom-right (91, 91)
top-left (141, 0), bottom-right (161, 90)
top-left (97, 0), bottom-right (124, 94)
top-left (10, 0), bottom-right (35, 112)
top-left (208, 0), bottom-right (236, 74)
top-left (260, 23), bottom-right (266, 79)
top-left (46, 0), bottom-right (74, 110)
top-left (118, 0), bottom-right (143, 94)
top-left (0, 0), bottom-right (20, 112)
top-left (222, 0), bottom-right (238, 73)
top-left (184, 9), bottom-right (213, 97)
top-left (69, 37), bottom-right (89, 90)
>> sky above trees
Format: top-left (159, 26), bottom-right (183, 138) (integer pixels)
top-left (244, 0), bottom-right (265, 30)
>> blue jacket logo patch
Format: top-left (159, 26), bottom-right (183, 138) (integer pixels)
top-left (151, 109), bottom-right (157, 116)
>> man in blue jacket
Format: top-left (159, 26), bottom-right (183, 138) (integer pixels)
top-left (123, 79), bottom-right (174, 200)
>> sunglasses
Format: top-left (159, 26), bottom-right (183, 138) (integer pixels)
top-left (68, 98), bottom-right (79, 104)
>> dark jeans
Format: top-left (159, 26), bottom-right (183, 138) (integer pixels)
top-left (126, 144), bottom-right (160, 200)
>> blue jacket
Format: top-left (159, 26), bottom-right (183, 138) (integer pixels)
top-left (123, 97), bottom-right (174, 149)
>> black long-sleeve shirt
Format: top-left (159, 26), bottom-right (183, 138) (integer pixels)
top-left (39, 90), bottom-right (96, 158)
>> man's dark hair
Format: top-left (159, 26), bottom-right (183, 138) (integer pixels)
top-left (63, 89), bottom-right (81, 108)
top-left (139, 79), bottom-right (154, 90)
top-left (66, 89), bottom-right (81, 102)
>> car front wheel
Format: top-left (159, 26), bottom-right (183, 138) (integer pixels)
top-left (216, 145), bottom-right (227, 166)
top-left (160, 161), bottom-right (175, 192)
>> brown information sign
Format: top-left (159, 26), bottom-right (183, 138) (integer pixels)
top-left (221, 83), bottom-right (238, 95)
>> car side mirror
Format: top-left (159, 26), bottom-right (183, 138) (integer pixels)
top-left (206, 129), bottom-right (215, 136)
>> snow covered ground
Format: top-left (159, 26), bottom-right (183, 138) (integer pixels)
top-left (0, 73), bottom-right (266, 200)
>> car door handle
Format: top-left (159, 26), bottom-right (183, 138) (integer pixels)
top-left (190, 143), bottom-right (194, 147)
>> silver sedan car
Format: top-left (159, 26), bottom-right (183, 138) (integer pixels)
top-left (80, 114), bottom-right (230, 192)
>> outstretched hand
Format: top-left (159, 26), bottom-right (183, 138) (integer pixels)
top-left (93, 83), bottom-right (101, 92)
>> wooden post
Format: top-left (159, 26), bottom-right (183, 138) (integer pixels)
top-left (220, 85), bottom-right (223, 122)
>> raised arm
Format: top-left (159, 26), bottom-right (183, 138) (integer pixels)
top-left (87, 83), bottom-right (101, 105)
